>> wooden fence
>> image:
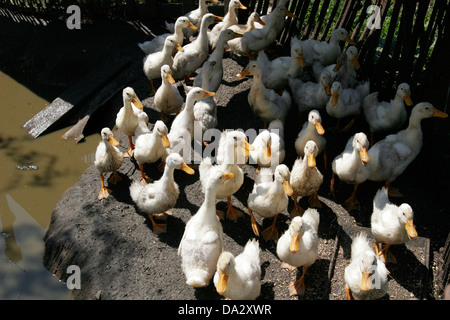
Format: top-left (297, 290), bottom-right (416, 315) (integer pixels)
top-left (2, 0), bottom-right (448, 108)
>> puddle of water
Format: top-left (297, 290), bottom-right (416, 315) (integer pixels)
top-left (0, 71), bottom-right (100, 299)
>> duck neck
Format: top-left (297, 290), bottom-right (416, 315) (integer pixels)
top-left (199, 0), bottom-right (207, 13)
top-left (349, 149), bottom-right (363, 171)
top-left (288, 54), bottom-right (301, 77)
top-left (197, 19), bottom-right (211, 50)
top-left (224, 7), bottom-right (239, 28)
top-left (160, 165), bottom-right (175, 188)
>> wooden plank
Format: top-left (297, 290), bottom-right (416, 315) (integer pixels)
top-left (61, 59), bottom-right (136, 142)
top-left (22, 52), bottom-right (131, 138)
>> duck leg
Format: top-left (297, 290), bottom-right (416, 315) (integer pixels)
top-left (124, 135), bottom-right (135, 158)
top-left (385, 181), bottom-right (404, 197)
top-left (138, 164), bottom-right (153, 183)
top-left (376, 243), bottom-right (397, 264)
top-left (290, 195), bottom-right (305, 219)
top-left (150, 79), bottom-right (156, 96)
top-left (148, 214), bottom-right (167, 236)
top-left (344, 184), bottom-right (361, 211)
top-left (345, 283), bottom-right (354, 300)
top-left (225, 197), bottom-right (244, 221)
top-left (108, 170), bottom-right (122, 184)
top-left (98, 174), bottom-right (111, 200)
top-left (330, 173), bottom-right (336, 198)
top-left (288, 266), bottom-right (308, 297)
top-left (248, 207), bottom-right (260, 237)
top-left (261, 214), bottom-right (279, 241)
top-left (308, 192), bottom-right (323, 208)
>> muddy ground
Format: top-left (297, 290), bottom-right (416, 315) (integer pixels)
top-left (1, 7), bottom-right (449, 301)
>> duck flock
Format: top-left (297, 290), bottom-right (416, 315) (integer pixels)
top-left (91, 0), bottom-right (448, 300)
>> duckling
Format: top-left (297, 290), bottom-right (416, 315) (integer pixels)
top-left (344, 232), bottom-right (388, 300)
top-left (138, 16), bottom-right (198, 55)
top-left (288, 69), bottom-right (332, 114)
top-left (330, 132), bottom-right (371, 211)
top-left (200, 131), bottom-right (254, 221)
top-left (130, 153), bottom-right (194, 235)
top-left (326, 81), bottom-right (370, 132)
top-left (247, 165), bottom-right (293, 241)
top-left (143, 36), bottom-right (184, 94)
top-left (209, 0), bottom-right (247, 49)
top-left (172, 13), bottom-right (223, 81)
top-left (368, 102), bottom-right (448, 196)
top-left (154, 64), bottom-right (184, 122)
top-left (213, 238), bottom-right (261, 300)
top-left (115, 87), bottom-right (144, 157)
top-left (362, 83), bottom-right (413, 145)
top-left (371, 187), bottom-right (418, 264)
top-left (290, 141), bottom-right (324, 218)
top-left (294, 109), bottom-right (326, 165)
top-left (276, 208), bottom-right (320, 296)
top-left (249, 119), bottom-right (285, 170)
top-left (237, 60), bottom-right (291, 127)
top-left (94, 128), bottom-right (124, 200)
top-left (133, 114), bottom-right (170, 183)
top-left (178, 168), bottom-right (234, 287)
top-left (167, 87), bottom-right (215, 157)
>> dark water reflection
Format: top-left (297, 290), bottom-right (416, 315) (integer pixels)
top-left (0, 71), bottom-right (100, 299)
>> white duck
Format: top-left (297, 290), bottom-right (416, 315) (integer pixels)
top-left (241, 6), bottom-right (295, 59)
top-left (237, 60), bottom-right (291, 127)
top-left (335, 46), bottom-right (361, 88)
top-left (164, 0), bottom-right (219, 40)
top-left (247, 165), bottom-right (293, 241)
top-left (208, 0), bottom-right (247, 48)
top-left (363, 83), bottom-right (413, 145)
top-left (368, 102), bottom-right (448, 196)
top-left (227, 12), bottom-right (265, 57)
top-left (193, 61), bottom-right (218, 144)
top-left (133, 113), bottom-right (170, 182)
top-left (370, 186), bottom-right (418, 264)
top-left (344, 232), bottom-right (388, 300)
top-left (249, 119), bottom-right (285, 170)
top-left (130, 153), bottom-right (194, 235)
top-left (115, 87), bottom-right (144, 157)
top-left (276, 208), bottom-right (320, 296)
top-left (200, 131), bottom-right (254, 221)
top-left (302, 27), bottom-right (355, 66)
top-left (213, 238), bottom-right (261, 300)
top-left (228, 11), bottom-right (265, 34)
top-left (138, 16), bottom-right (198, 55)
top-left (167, 87), bottom-right (215, 157)
top-left (294, 109), bottom-right (326, 163)
top-left (331, 132), bottom-right (371, 211)
top-left (94, 128), bottom-right (124, 200)
top-left (290, 141), bottom-right (324, 218)
top-left (178, 167), bottom-right (233, 287)
top-left (256, 37), bottom-right (304, 90)
top-left (288, 69), bottom-right (332, 114)
top-left (326, 80), bottom-right (370, 131)
top-left (258, 0), bottom-right (290, 30)
top-left (154, 64), bottom-right (184, 121)
top-left (143, 36), bottom-right (184, 94)
top-left (195, 29), bottom-right (242, 92)
top-left (172, 13), bottom-right (223, 81)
